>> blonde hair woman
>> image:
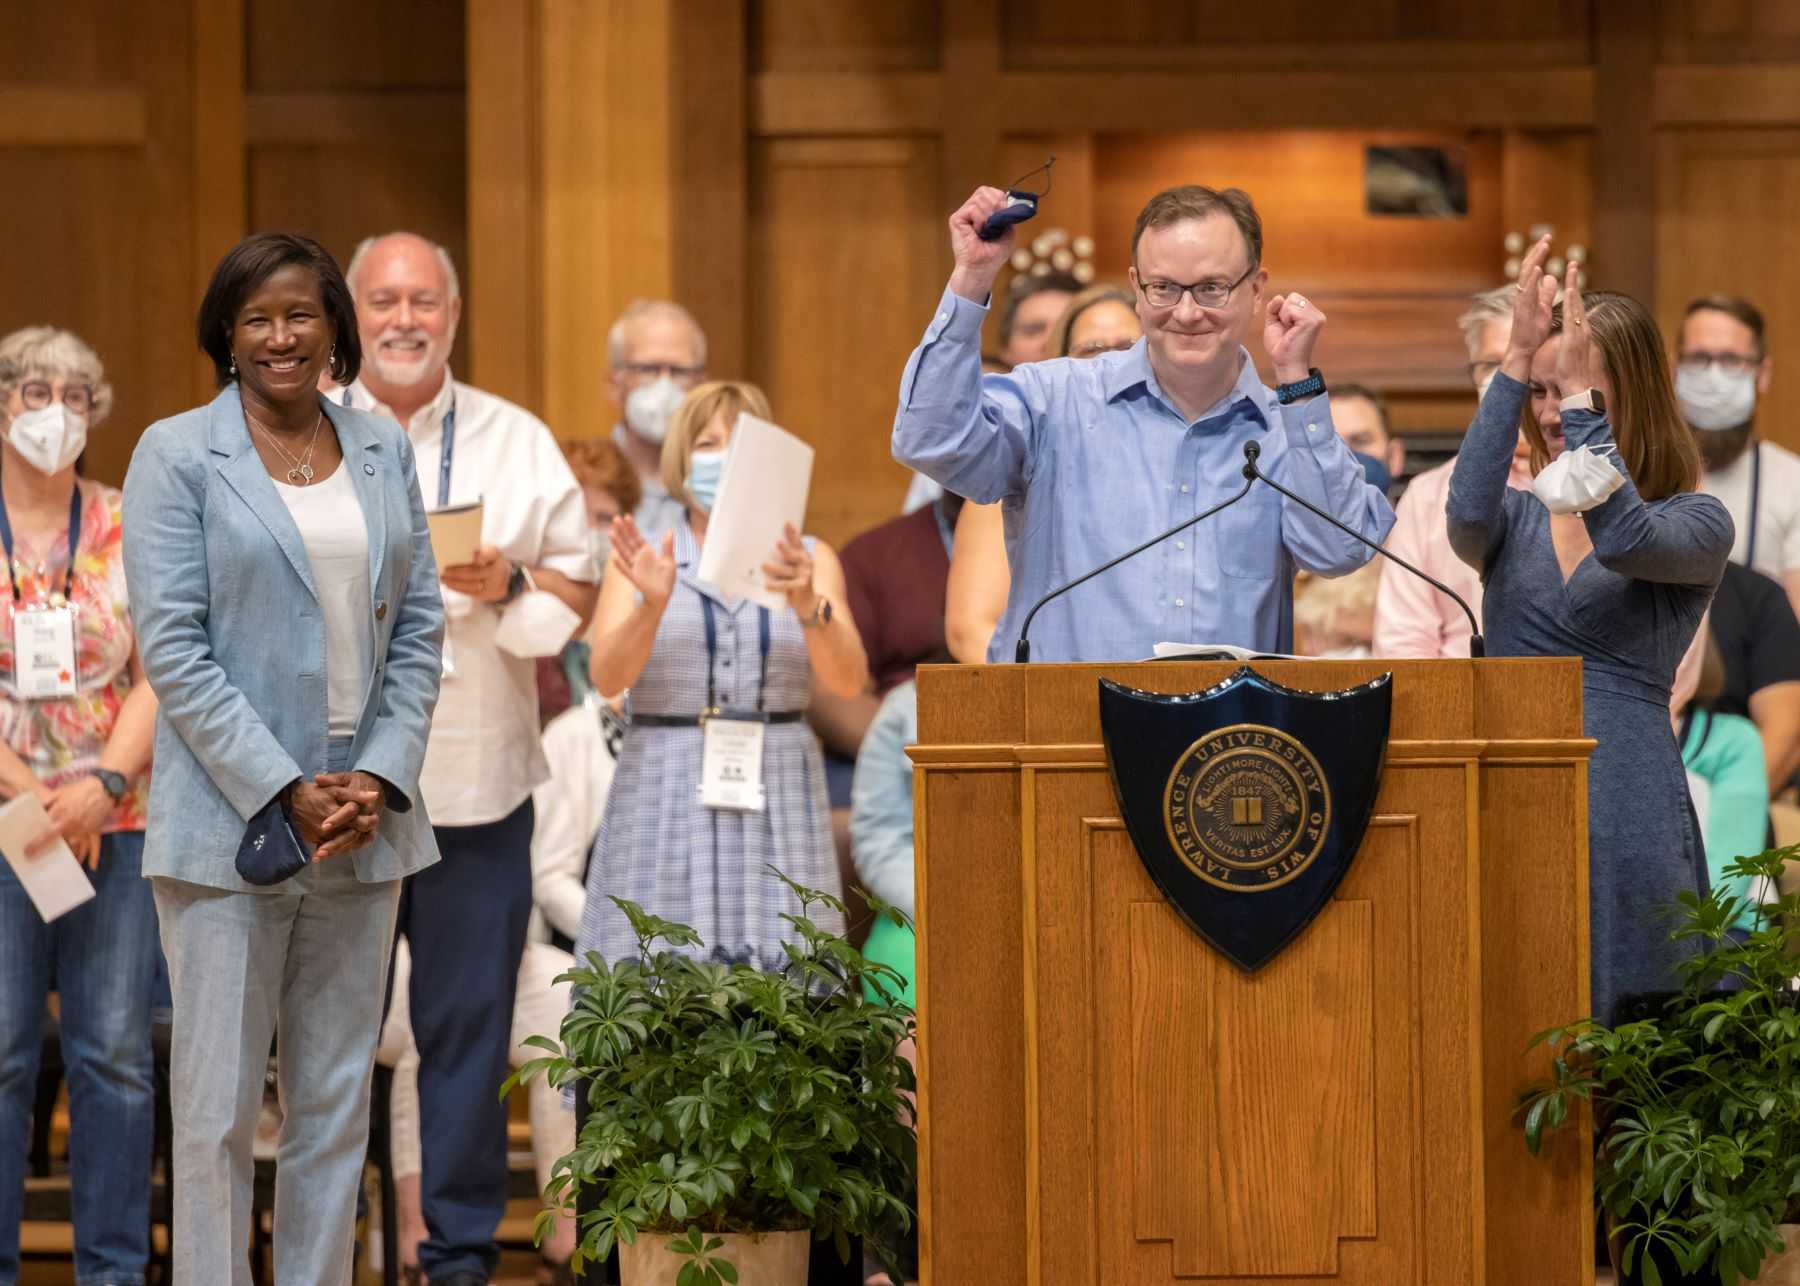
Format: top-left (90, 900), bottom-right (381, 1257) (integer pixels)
top-left (1447, 236), bottom-right (1731, 1025)
top-left (579, 380), bottom-right (868, 970)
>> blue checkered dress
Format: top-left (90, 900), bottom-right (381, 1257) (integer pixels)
top-left (575, 521), bottom-right (843, 974)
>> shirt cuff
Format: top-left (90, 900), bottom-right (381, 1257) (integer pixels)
top-left (926, 284), bottom-right (990, 346)
top-left (1278, 391), bottom-right (1338, 450)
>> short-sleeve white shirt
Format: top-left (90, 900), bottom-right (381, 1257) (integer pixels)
top-left (348, 372), bottom-right (595, 826)
top-left (1700, 439), bottom-right (1800, 580)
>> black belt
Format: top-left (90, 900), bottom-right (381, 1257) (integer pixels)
top-left (632, 710), bottom-right (806, 727)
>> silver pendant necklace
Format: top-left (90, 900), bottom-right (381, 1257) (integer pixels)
top-left (248, 410), bottom-right (324, 485)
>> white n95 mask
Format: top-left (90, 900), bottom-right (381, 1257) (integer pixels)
top-left (624, 376), bottom-right (684, 445)
top-left (8, 405), bottom-right (88, 476)
top-left (1531, 444), bottom-right (1624, 515)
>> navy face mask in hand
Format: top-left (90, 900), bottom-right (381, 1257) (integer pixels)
top-left (978, 156), bottom-right (1056, 242)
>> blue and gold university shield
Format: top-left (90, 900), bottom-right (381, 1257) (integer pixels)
top-left (1099, 666), bottom-right (1392, 972)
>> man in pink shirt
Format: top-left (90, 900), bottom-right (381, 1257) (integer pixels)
top-left (1372, 286), bottom-right (1536, 658)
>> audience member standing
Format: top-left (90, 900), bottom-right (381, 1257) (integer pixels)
top-left (1671, 626), bottom-right (1771, 905)
top-left (123, 233), bottom-right (444, 1283)
top-left (605, 300), bottom-right (708, 540)
top-left (1329, 383), bottom-right (1405, 491)
top-left (579, 381), bottom-right (869, 972)
top-left (1372, 286), bottom-right (1531, 658)
top-left (1698, 560), bottom-right (1800, 791)
top-left (0, 328), bottom-right (159, 1286)
top-left (539, 437), bottom-right (642, 722)
top-left (1447, 240), bottom-right (1731, 1023)
top-left (344, 230), bottom-right (596, 1286)
top-left (1678, 296), bottom-right (1800, 616)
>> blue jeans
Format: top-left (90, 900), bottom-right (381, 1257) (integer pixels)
top-left (0, 830), bottom-right (158, 1286)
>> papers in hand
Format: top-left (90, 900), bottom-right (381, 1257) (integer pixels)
top-left (695, 414), bottom-right (815, 610)
top-left (1152, 641), bottom-right (1302, 661)
top-left (426, 499), bottom-right (484, 571)
top-left (0, 793), bottom-right (94, 922)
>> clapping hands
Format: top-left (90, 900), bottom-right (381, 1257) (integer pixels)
top-left (609, 515), bottom-right (678, 609)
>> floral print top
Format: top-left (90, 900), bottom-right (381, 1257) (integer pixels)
top-left (0, 481), bottom-right (147, 832)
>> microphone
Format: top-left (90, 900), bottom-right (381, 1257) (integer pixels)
top-left (1239, 439), bottom-right (1485, 657)
top-left (1013, 473), bottom-right (1256, 663)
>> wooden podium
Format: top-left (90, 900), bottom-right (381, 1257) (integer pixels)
top-left (909, 658), bottom-right (1596, 1286)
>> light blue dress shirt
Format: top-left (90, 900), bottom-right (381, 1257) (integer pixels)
top-left (849, 680), bottom-right (918, 916)
top-left (893, 287), bottom-right (1396, 662)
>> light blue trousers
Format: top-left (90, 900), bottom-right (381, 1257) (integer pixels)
top-left (152, 849), bottom-right (399, 1286)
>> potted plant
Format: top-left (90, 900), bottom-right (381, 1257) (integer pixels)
top-left (1518, 846), bottom-right (1800, 1286)
top-left (510, 869), bottom-right (918, 1285)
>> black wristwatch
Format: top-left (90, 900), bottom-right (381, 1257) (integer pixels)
top-left (90, 769), bottom-right (128, 802)
top-left (498, 562), bottom-right (529, 606)
top-left (1277, 367), bottom-right (1327, 405)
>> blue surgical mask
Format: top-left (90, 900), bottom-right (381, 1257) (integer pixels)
top-left (686, 448), bottom-right (727, 512)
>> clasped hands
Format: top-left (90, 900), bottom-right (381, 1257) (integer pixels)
top-left (25, 775), bottom-right (116, 868)
top-left (287, 771), bottom-right (387, 861)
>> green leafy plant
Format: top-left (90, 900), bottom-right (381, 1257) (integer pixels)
top-left (1518, 846), bottom-right (1800, 1286)
top-left (508, 868), bottom-right (917, 1280)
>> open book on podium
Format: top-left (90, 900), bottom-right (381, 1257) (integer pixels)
top-left (908, 655), bottom-right (1597, 1286)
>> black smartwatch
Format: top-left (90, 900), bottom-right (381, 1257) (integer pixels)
top-left (1277, 367), bottom-right (1327, 405)
top-left (498, 562), bottom-right (529, 606)
top-left (90, 769), bottom-right (128, 802)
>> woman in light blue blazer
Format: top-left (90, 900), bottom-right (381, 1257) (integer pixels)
top-left (122, 232), bottom-right (443, 1285)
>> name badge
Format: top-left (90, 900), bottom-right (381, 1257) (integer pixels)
top-left (698, 716), bottom-right (766, 812)
top-left (14, 606), bottom-right (77, 699)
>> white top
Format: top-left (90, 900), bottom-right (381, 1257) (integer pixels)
top-left (528, 699), bottom-right (620, 943)
top-left (272, 463), bottom-right (373, 738)
top-left (347, 372), bottom-right (595, 826)
top-left (1700, 439), bottom-right (1800, 580)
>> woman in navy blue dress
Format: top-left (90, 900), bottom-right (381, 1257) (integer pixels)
top-left (1447, 237), bottom-right (1733, 1024)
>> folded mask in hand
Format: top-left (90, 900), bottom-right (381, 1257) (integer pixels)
top-left (494, 589), bottom-right (582, 659)
top-left (1531, 444), bottom-right (1624, 515)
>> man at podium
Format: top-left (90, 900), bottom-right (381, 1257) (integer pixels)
top-left (892, 184), bottom-right (1395, 662)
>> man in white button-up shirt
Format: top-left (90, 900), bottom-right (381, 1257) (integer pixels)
top-left (344, 231), bottom-right (597, 1286)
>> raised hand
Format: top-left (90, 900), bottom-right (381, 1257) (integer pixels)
top-left (1262, 292), bottom-right (1327, 385)
top-left (1555, 260), bottom-right (1605, 397)
top-left (1503, 234), bottom-right (1557, 381)
top-left (608, 515), bottom-right (678, 609)
top-left (947, 187), bottom-right (1017, 304)
top-left (761, 522), bottom-right (819, 618)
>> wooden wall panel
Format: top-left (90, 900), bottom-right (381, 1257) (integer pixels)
top-left (1002, 0), bottom-right (1589, 70)
top-left (747, 137), bottom-right (943, 547)
top-left (750, 0), bottom-right (939, 73)
top-left (248, 0), bottom-right (465, 90)
top-left (1660, 0), bottom-right (1800, 64)
top-left (1656, 129), bottom-right (1800, 458)
top-left (0, 1), bottom-right (198, 486)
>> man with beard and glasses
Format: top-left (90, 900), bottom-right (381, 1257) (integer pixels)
top-left (341, 231), bottom-right (596, 1286)
top-left (1678, 295), bottom-right (1800, 617)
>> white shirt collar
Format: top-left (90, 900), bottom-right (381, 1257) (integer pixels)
top-left (353, 368), bottom-right (456, 441)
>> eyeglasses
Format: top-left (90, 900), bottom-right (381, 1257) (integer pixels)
top-left (1136, 262), bottom-right (1258, 311)
top-left (620, 361), bottom-right (703, 383)
top-left (1071, 338), bottom-right (1137, 358)
top-left (19, 381), bottom-right (94, 414)
top-left (1678, 352), bottom-right (1759, 376)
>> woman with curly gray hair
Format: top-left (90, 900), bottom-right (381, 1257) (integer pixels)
top-left (0, 325), bottom-right (160, 1286)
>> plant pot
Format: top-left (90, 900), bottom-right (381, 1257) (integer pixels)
top-left (1759, 1225), bottom-right (1800, 1284)
top-left (621, 1228), bottom-right (811, 1286)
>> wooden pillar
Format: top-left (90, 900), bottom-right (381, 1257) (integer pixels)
top-left (466, 0), bottom-right (747, 431)
top-left (1594, 2), bottom-right (1657, 304)
top-left (190, 0), bottom-right (247, 403)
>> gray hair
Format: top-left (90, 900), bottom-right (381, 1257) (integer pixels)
top-left (0, 326), bottom-right (114, 427)
top-left (1457, 286), bottom-right (1515, 361)
top-left (344, 232), bottom-right (461, 301)
top-left (606, 300), bottom-right (707, 371)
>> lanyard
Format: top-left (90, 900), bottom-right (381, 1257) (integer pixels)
top-left (344, 385), bottom-right (457, 506)
top-left (1745, 441), bottom-right (1762, 569)
top-left (0, 480), bottom-right (82, 604)
top-left (699, 595), bottom-right (771, 714)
